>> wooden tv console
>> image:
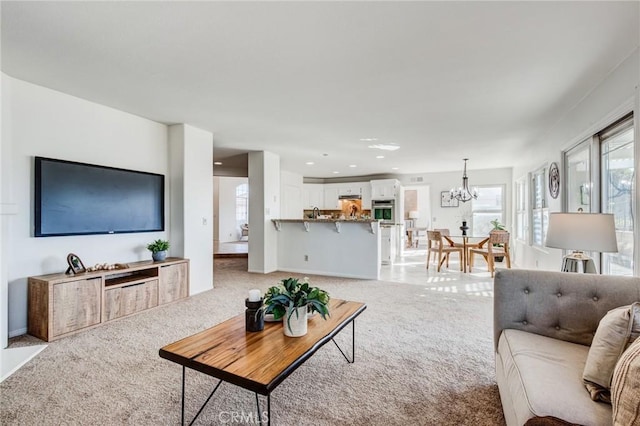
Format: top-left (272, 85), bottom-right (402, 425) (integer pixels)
top-left (28, 257), bottom-right (189, 342)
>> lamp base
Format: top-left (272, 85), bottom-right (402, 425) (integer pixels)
top-left (561, 252), bottom-right (597, 273)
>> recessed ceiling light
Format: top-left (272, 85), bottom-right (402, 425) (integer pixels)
top-left (214, 161), bottom-right (223, 165)
top-left (333, 171), bottom-right (340, 174)
top-left (305, 162), bottom-right (315, 165)
top-left (349, 165), bottom-right (357, 168)
top-left (376, 155), bottom-right (384, 159)
top-left (359, 138), bottom-right (378, 142)
top-left (368, 143), bottom-right (400, 151)
top-left (391, 167), bottom-right (399, 170)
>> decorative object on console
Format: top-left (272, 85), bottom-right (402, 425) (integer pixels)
top-left (264, 277), bottom-right (330, 337)
top-left (450, 158), bottom-right (478, 203)
top-left (245, 289), bottom-right (264, 332)
top-left (65, 253), bottom-right (86, 275)
top-left (548, 162), bottom-right (560, 199)
top-left (86, 262), bottom-right (129, 272)
top-left (545, 212), bottom-right (617, 273)
top-left (147, 239), bottom-right (170, 262)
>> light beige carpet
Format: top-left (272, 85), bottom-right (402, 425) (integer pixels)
top-left (1, 258), bottom-right (505, 425)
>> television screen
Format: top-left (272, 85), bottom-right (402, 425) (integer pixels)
top-left (35, 157), bottom-right (165, 237)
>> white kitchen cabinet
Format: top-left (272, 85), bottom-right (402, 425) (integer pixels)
top-left (304, 181), bottom-right (371, 211)
top-left (380, 226), bottom-right (397, 265)
top-left (302, 184), bottom-right (324, 209)
top-left (371, 179), bottom-right (400, 200)
top-left (360, 183), bottom-right (372, 210)
top-left (323, 184), bottom-right (341, 209)
top-left (339, 184), bottom-right (360, 196)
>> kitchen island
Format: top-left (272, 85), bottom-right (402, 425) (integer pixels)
top-left (272, 219), bottom-right (380, 279)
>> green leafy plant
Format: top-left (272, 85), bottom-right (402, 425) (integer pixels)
top-left (264, 277), bottom-right (330, 330)
top-left (490, 219), bottom-right (506, 231)
top-left (146, 239), bottom-right (170, 253)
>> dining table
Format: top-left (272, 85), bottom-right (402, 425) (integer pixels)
top-left (443, 234), bottom-right (489, 273)
top-left (406, 227), bottom-right (427, 248)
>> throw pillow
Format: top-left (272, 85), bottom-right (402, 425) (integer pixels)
top-left (583, 302), bottom-right (640, 403)
top-left (611, 337), bottom-right (640, 425)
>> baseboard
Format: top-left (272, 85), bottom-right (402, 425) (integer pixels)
top-left (8, 327), bottom-right (27, 338)
top-left (275, 267), bottom-right (379, 280)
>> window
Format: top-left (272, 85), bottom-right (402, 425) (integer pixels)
top-left (530, 167), bottom-right (549, 247)
top-left (515, 178), bottom-right (526, 241)
top-left (565, 141), bottom-right (592, 213)
top-left (600, 115), bottom-right (634, 276)
top-left (562, 113), bottom-right (635, 276)
top-left (471, 185), bottom-right (505, 236)
top-left (235, 183), bottom-right (249, 223)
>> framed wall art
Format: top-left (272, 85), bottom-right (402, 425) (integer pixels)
top-left (440, 191), bottom-right (459, 208)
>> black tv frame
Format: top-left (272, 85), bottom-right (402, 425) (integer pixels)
top-left (34, 157), bottom-right (165, 237)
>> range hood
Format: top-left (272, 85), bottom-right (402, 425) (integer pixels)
top-left (338, 194), bottom-right (362, 200)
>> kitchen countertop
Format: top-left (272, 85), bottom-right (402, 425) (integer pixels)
top-left (272, 218), bottom-right (379, 223)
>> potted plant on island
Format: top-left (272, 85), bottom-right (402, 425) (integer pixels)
top-left (147, 239), bottom-right (170, 262)
top-left (264, 277), bottom-right (330, 337)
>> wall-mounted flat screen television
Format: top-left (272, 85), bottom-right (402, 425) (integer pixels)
top-left (35, 157), bottom-right (165, 237)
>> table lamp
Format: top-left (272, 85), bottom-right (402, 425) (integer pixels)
top-left (408, 210), bottom-right (419, 228)
top-left (545, 212), bottom-right (617, 273)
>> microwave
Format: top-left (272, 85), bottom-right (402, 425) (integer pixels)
top-left (372, 200), bottom-right (395, 223)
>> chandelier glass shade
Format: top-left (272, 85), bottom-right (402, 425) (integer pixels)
top-left (450, 159), bottom-right (478, 203)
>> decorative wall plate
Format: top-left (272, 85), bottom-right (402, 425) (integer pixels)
top-left (549, 162), bottom-right (560, 199)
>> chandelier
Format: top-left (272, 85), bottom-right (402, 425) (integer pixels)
top-left (450, 158), bottom-right (478, 203)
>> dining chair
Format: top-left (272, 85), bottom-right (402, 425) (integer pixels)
top-left (426, 230), bottom-right (463, 272)
top-left (468, 230), bottom-right (511, 277)
top-left (427, 228), bottom-right (451, 265)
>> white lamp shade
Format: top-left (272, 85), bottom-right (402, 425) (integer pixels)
top-left (545, 213), bottom-right (618, 252)
top-left (409, 210), bottom-right (419, 219)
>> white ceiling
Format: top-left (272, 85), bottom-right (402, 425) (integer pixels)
top-left (2, 1), bottom-right (638, 178)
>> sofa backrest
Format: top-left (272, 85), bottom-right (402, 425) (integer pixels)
top-left (494, 269), bottom-right (640, 350)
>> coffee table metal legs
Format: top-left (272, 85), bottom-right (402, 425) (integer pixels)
top-left (331, 320), bottom-right (356, 363)
top-left (255, 394), bottom-right (271, 426)
top-left (255, 393), bottom-right (272, 426)
top-left (179, 320), bottom-right (356, 425)
top-left (181, 366), bottom-right (223, 426)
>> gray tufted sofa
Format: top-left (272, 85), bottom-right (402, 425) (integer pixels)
top-left (494, 268), bottom-right (640, 426)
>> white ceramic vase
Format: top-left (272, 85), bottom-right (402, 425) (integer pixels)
top-left (283, 306), bottom-right (308, 337)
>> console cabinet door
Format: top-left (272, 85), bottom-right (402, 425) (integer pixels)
top-left (104, 280), bottom-right (159, 321)
top-left (52, 278), bottom-right (101, 337)
top-left (159, 263), bottom-right (188, 304)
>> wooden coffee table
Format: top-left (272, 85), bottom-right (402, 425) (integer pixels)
top-left (159, 298), bottom-right (366, 425)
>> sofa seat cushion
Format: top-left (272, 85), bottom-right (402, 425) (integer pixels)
top-left (497, 329), bottom-right (612, 426)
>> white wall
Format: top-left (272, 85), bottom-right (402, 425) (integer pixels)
top-left (402, 185), bottom-right (431, 229)
top-left (399, 168), bottom-right (513, 235)
top-left (248, 151), bottom-right (280, 274)
top-left (213, 177), bottom-right (219, 242)
top-left (214, 176), bottom-right (248, 242)
top-left (169, 124), bottom-right (214, 295)
top-left (512, 49), bottom-right (639, 272)
top-left (1, 72), bottom-right (8, 347)
top-left (2, 76), bottom-right (170, 336)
